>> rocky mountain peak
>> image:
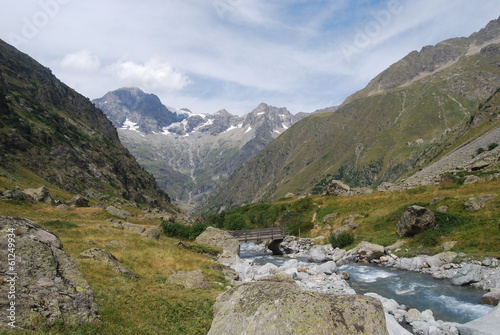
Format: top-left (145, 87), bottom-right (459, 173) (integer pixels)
top-left (93, 87), bottom-right (182, 134)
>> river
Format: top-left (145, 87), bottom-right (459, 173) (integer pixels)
top-left (240, 242), bottom-right (494, 324)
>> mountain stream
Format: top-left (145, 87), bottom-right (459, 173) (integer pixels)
top-left (240, 242), bottom-right (493, 324)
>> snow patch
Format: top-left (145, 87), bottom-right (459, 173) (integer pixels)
top-left (245, 126), bottom-right (252, 133)
top-left (121, 118), bottom-right (140, 132)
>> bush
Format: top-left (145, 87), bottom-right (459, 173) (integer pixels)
top-left (488, 142), bottom-right (499, 151)
top-left (476, 147), bottom-right (486, 155)
top-left (329, 231), bottom-right (355, 249)
top-left (161, 221), bottom-right (191, 240)
top-left (223, 213), bottom-right (247, 230)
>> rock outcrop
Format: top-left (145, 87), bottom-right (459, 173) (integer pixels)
top-left (195, 227), bottom-right (240, 266)
top-left (78, 248), bottom-right (139, 279)
top-left (0, 216), bottom-right (99, 329)
top-left (208, 274), bottom-right (388, 335)
top-left (397, 206), bottom-right (436, 237)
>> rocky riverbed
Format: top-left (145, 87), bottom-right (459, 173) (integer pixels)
top-left (230, 239), bottom-right (500, 335)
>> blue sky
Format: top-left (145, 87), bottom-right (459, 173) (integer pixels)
top-left (1, 0), bottom-right (499, 115)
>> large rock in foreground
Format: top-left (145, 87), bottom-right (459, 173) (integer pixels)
top-left (208, 274), bottom-right (388, 335)
top-left (397, 205), bottom-right (436, 237)
top-left (0, 216), bottom-right (100, 329)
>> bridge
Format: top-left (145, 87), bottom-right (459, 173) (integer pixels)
top-left (229, 227), bottom-right (288, 255)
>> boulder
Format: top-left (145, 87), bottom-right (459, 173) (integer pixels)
top-left (141, 226), bottom-right (161, 240)
top-left (397, 206), bottom-right (436, 237)
top-left (464, 194), bottom-right (495, 211)
top-left (22, 186), bottom-right (55, 205)
top-left (307, 245), bottom-right (328, 262)
top-left (78, 248), bottom-right (139, 279)
top-left (316, 261), bottom-right (337, 275)
top-left (457, 303), bottom-right (500, 335)
top-left (70, 195), bottom-right (89, 207)
top-left (325, 180), bottom-right (351, 196)
top-left (122, 222), bottom-right (146, 234)
top-left (0, 216), bottom-right (99, 329)
top-left (105, 205), bottom-right (131, 219)
top-left (207, 275), bottom-right (388, 335)
top-left (165, 270), bottom-right (210, 289)
top-left (481, 289), bottom-right (500, 306)
top-left (195, 227), bottom-right (240, 266)
top-left (451, 263), bottom-right (482, 286)
top-left (354, 241), bottom-right (385, 262)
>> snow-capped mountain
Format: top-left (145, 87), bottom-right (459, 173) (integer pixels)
top-left (93, 88), bottom-right (308, 211)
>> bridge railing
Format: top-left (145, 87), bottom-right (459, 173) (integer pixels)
top-left (229, 227), bottom-right (288, 242)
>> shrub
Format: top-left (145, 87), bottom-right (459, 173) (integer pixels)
top-left (329, 231), bottom-right (355, 249)
top-left (487, 142), bottom-right (499, 151)
top-left (223, 213), bottom-right (247, 230)
top-left (161, 221), bottom-right (191, 239)
top-left (41, 220), bottom-right (78, 228)
top-left (476, 147), bottom-right (486, 155)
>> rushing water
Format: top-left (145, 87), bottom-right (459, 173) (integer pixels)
top-left (240, 243), bottom-right (493, 324)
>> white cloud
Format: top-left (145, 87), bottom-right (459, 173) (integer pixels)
top-left (106, 59), bottom-right (190, 91)
top-left (60, 49), bottom-right (100, 71)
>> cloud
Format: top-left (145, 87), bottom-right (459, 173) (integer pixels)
top-left (60, 49), bottom-right (100, 71)
top-left (106, 59), bottom-right (190, 91)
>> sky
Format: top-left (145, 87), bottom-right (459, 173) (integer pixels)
top-left (0, 0), bottom-right (499, 115)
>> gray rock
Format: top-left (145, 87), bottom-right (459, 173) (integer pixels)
top-left (397, 205), bottom-right (436, 237)
top-left (451, 263), bottom-right (482, 285)
top-left (195, 227), bottom-right (240, 266)
top-left (78, 248), bottom-right (139, 279)
top-left (463, 175), bottom-right (481, 184)
top-left (0, 216), bottom-right (99, 329)
top-left (316, 261), bottom-right (337, 275)
top-left (22, 186), bottom-right (55, 205)
top-left (122, 222), bottom-right (146, 234)
top-left (465, 194), bottom-right (495, 211)
top-left (457, 303), bottom-right (500, 335)
top-left (70, 194), bottom-right (90, 207)
top-left (325, 180), bottom-right (351, 196)
top-left (141, 226), bottom-right (161, 240)
top-left (354, 241), bottom-right (385, 262)
top-left (307, 245), bottom-right (328, 262)
top-left (207, 275), bottom-right (388, 335)
top-left (165, 270), bottom-right (210, 289)
top-left (105, 205), bottom-right (131, 219)
top-left (436, 205), bottom-right (449, 212)
top-left (481, 289), bottom-right (500, 306)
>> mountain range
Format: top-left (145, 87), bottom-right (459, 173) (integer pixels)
top-left (94, 88), bottom-right (310, 211)
top-left (203, 16), bottom-right (500, 212)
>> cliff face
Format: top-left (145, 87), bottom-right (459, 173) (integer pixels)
top-left (0, 39), bottom-right (174, 210)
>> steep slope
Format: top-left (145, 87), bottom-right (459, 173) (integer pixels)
top-left (94, 89), bottom-right (307, 211)
top-left (0, 39), bottom-right (174, 210)
top-left (205, 17), bottom-right (500, 211)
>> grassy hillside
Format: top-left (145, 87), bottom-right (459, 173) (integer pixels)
top-left (0, 39), bottom-right (174, 210)
top-left (211, 177), bottom-right (500, 258)
top-left (205, 39), bottom-right (500, 212)
top-left (0, 175), bottom-right (225, 335)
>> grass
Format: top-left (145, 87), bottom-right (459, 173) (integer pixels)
top-left (0, 192), bottom-right (227, 335)
top-left (1, 171), bottom-right (499, 334)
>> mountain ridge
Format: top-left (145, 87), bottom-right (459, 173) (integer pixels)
top-left (0, 39), bottom-right (175, 210)
top-left (203, 16), bottom-right (500, 212)
top-left (94, 88), bottom-right (309, 211)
